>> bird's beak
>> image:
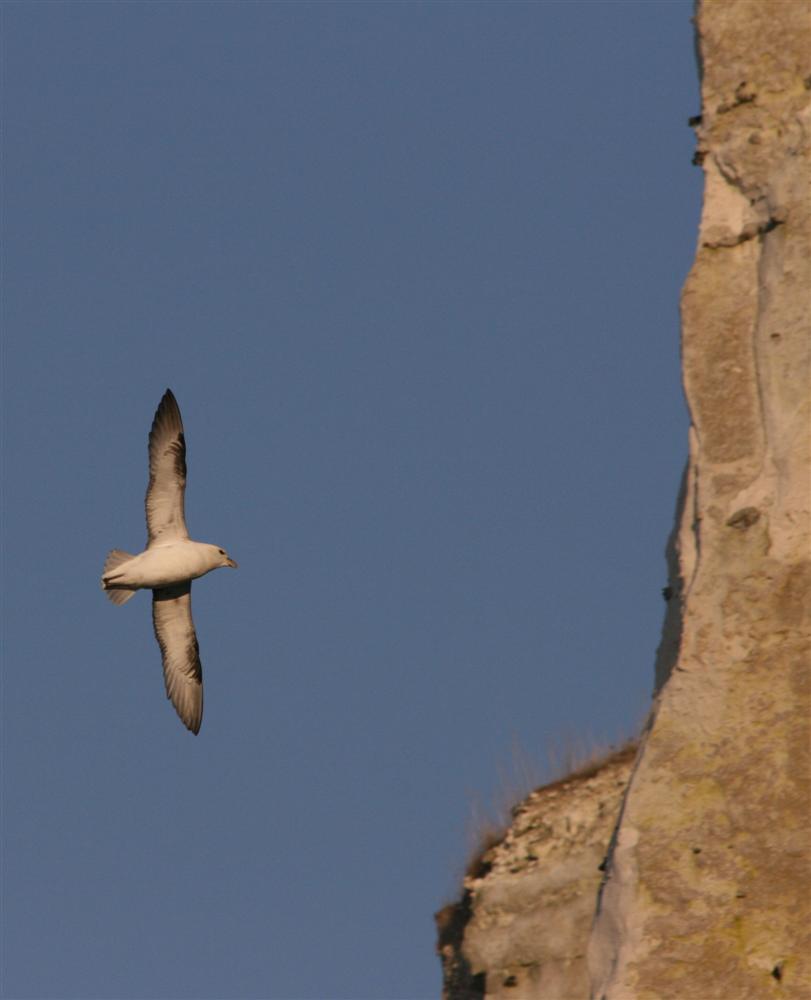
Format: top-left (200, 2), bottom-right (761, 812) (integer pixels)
top-left (226, 557), bottom-right (238, 568)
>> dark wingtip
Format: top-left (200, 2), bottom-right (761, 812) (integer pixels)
top-left (150, 388), bottom-right (183, 435)
top-left (159, 388), bottom-right (178, 412)
top-left (185, 703), bottom-right (202, 734)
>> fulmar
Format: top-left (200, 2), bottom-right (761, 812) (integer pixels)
top-left (101, 388), bottom-right (237, 733)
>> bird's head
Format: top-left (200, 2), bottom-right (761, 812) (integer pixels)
top-left (213, 546), bottom-right (238, 569)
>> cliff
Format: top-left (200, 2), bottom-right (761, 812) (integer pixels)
top-left (437, 2), bottom-right (811, 997)
top-left (437, 746), bottom-right (636, 999)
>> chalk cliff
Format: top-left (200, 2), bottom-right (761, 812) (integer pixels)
top-left (437, 2), bottom-right (811, 997)
top-left (437, 747), bottom-right (636, 999)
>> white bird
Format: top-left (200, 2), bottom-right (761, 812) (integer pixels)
top-left (101, 389), bottom-right (237, 734)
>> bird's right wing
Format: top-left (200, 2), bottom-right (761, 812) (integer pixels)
top-left (152, 582), bottom-right (203, 734)
top-left (145, 389), bottom-right (189, 547)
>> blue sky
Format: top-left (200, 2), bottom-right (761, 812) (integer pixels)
top-left (2, 3), bottom-right (700, 997)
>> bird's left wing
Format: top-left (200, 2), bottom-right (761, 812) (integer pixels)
top-left (146, 389), bottom-right (189, 547)
top-left (152, 582), bottom-right (203, 734)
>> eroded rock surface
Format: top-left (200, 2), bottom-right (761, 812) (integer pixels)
top-left (436, 747), bottom-right (635, 999)
top-left (588, 3), bottom-right (811, 998)
top-left (437, 3), bottom-right (810, 997)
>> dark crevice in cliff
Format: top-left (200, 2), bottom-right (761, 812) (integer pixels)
top-left (436, 893), bottom-right (486, 1000)
top-left (653, 460), bottom-right (689, 694)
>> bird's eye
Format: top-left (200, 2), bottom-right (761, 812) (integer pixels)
top-left (218, 549), bottom-right (225, 555)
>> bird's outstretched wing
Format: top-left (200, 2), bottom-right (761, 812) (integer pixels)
top-left (152, 582), bottom-right (203, 734)
top-left (146, 389), bottom-right (189, 546)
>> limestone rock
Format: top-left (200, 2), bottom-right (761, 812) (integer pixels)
top-left (437, 2), bottom-right (810, 997)
top-left (436, 747), bottom-right (635, 999)
top-left (588, 3), bottom-right (811, 998)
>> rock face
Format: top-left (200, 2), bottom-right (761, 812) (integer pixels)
top-left (589, 3), bottom-right (811, 997)
top-left (438, 3), bottom-right (811, 997)
top-left (436, 747), bottom-right (636, 999)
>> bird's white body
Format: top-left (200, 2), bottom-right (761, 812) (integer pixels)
top-left (102, 541), bottom-right (236, 591)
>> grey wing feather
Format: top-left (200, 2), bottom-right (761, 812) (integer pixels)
top-left (152, 582), bottom-right (203, 734)
top-left (146, 389), bottom-right (189, 546)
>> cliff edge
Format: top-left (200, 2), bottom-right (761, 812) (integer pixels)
top-left (437, 746), bottom-right (636, 999)
top-left (437, 3), bottom-right (811, 997)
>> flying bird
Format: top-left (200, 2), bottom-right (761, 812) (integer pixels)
top-left (101, 389), bottom-right (237, 733)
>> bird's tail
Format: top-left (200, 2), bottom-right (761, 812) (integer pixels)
top-left (101, 549), bottom-right (137, 605)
